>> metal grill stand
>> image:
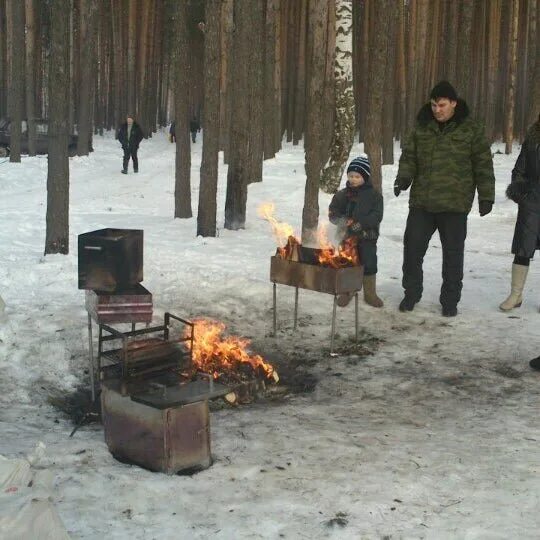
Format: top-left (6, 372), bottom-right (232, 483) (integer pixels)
top-left (270, 256), bottom-right (364, 354)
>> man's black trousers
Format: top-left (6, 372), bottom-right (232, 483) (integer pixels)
top-left (402, 208), bottom-right (468, 308)
top-left (123, 147), bottom-right (138, 172)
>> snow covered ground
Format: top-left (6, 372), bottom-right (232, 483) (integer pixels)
top-left (0, 132), bottom-right (539, 539)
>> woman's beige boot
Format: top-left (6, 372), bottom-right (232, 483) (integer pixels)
top-left (363, 275), bottom-right (384, 307)
top-left (499, 263), bottom-right (529, 311)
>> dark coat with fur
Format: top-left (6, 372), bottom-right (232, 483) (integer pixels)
top-left (397, 99), bottom-right (495, 213)
top-left (508, 121), bottom-right (540, 257)
top-left (117, 122), bottom-right (144, 150)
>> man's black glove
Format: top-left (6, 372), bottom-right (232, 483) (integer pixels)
top-left (394, 177), bottom-right (412, 197)
top-left (479, 200), bottom-right (493, 217)
top-left (506, 181), bottom-right (529, 204)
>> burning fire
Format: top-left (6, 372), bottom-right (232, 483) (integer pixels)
top-left (258, 203), bottom-right (298, 247)
top-left (316, 223), bottom-right (359, 268)
top-left (259, 203), bottom-right (359, 268)
top-left (186, 319), bottom-right (278, 382)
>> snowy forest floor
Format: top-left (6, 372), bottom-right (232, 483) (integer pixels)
top-left (0, 133), bottom-right (539, 539)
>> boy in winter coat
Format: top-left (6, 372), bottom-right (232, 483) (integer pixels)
top-left (329, 155), bottom-right (384, 307)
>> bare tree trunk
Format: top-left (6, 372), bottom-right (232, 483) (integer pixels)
top-left (302, 0), bottom-right (329, 243)
top-left (292, 0), bottom-right (307, 145)
top-left (218, 0), bottom-right (233, 154)
top-left (77, 0), bottom-right (97, 155)
top-left (224, 0), bottom-right (254, 229)
top-left (25, 0), bottom-right (37, 155)
top-left (263, 0), bottom-right (280, 160)
top-left (396, 0), bottom-right (406, 141)
top-left (364, 0), bottom-right (390, 193)
top-left (248, 0), bottom-right (265, 183)
top-left (382, 1), bottom-right (397, 165)
top-left (8, 0), bottom-right (25, 163)
top-left (320, 0), bottom-right (354, 194)
top-left (197, 0), bottom-right (221, 237)
top-left (45, 0), bottom-right (70, 255)
top-left (127, 0), bottom-right (136, 115)
top-left (456, 0), bottom-right (473, 100)
top-left (173, 0), bottom-right (192, 218)
top-left (486, 0), bottom-right (501, 141)
top-left (531, 0), bottom-right (540, 126)
top-left (505, 0), bottom-right (519, 154)
top-left (0, 0), bottom-right (6, 118)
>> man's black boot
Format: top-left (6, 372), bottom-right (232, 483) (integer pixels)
top-left (529, 356), bottom-right (540, 370)
top-left (442, 305), bottom-right (457, 317)
top-left (121, 169), bottom-right (127, 174)
top-left (399, 297), bottom-right (417, 312)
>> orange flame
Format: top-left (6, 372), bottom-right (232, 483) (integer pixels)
top-left (258, 203), bottom-right (299, 247)
top-left (186, 319), bottom-right (276, 381)
top-left (259, 202), bottom-right (359, 268)
top-left (317, 237), bottom-right (359, 268)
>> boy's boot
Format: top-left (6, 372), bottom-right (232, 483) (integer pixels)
top-left (336, 292), bottom-right (353, 307)
top-left (363, 274), bottom-right (383, 308)
top-left (499, 263), bottom-right (529, 311)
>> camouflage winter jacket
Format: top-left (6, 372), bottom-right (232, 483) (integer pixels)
top-left (396, 100), bottom-right (495, 214)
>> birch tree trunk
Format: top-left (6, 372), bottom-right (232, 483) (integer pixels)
top-left (320, 0), bottom-right (354, 194)
top-left (45, 0), bottom-right (70, 255)
top-left (197, 0), bottom-right (220, 237)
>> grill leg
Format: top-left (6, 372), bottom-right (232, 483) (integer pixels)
top-left (272, 282), bottom-right (277, 336)
top-left (87, 313), bottom-right (95, 402)
top-left (293, 287), bottom-right (299, 331)
top-left (355, 292), bottom-right (359, 343)
top-left (331, 295), bottom-right (337, 354)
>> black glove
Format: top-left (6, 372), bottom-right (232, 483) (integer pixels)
top-left (479, 200), bottom-right (493, 217)
top-left (394, 177), bottom-right (412, 197)
top-left (506, 181), bottom-right (529, 204)
top-left (349, 222), bottom-right (362, 233)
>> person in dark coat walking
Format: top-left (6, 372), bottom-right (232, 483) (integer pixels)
top-left (190, 117), bottom-right (200, 143)
top-left (394, 81), bottom-right (495, 317)
top-left (169, 121), bottom-right (176, 143)
top-left (117, 114), bottom-right (144, 174)
top-left (329, 155), bottom-right (384, 307)
top-left (500, 114), bottom-right (540, 312)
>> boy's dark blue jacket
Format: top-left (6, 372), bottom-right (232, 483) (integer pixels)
top-left (328, 179), bottom-right (383, 239)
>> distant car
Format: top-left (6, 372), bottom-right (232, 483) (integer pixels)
top-left (0, 118), bottom-right (78, 158)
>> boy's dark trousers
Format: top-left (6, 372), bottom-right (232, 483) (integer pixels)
top-left (358, 241), bottom-right (377, 276)
top-left (123, 146), bottom-right (138, 172)
top-left (402, 208), bottom-right (467, 308)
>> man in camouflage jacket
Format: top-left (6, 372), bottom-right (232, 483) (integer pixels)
top-left (394, 81), bottom-right (495, 317)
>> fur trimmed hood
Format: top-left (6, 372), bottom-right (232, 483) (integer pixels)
top-left (416, 98), bottom-right (470, 127)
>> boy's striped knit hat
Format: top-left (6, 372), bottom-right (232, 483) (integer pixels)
top-left (347, 155), bottom-right (371, 181)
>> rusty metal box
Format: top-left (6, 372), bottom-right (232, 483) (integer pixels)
top-left (101, 380), bottom-right (212, 474)
top-left (270, 256), bottom-right (363, 295)
top-left (85, 284), bottom-right (153, 324)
